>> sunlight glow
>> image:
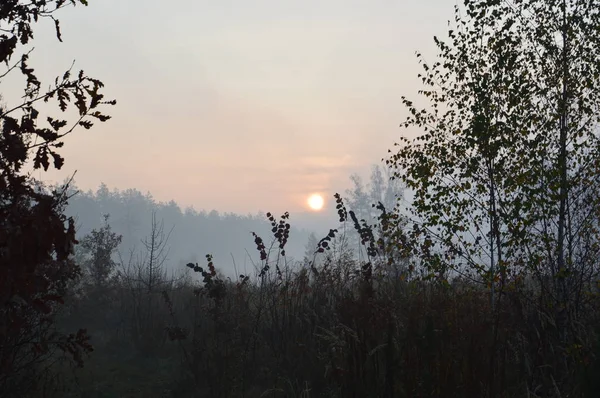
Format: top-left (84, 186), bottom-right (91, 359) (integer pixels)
top-left (307, 194), bottom-right (324, 211)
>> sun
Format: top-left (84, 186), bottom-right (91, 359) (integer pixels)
top-left (307, 194), bottom-right (324, 211)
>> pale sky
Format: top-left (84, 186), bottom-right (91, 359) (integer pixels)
top-left (6, 0), bottom-right (455, 214)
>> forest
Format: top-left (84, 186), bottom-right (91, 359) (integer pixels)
top-left (1, 0), bottom-right (600, 397)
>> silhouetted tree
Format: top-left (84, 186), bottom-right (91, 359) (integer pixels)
top-left (118, 210), bottom-right (174, 352)
top-left (0, 1), bottom-right (114, 396)
top-left (387, 0), bottom-right (600, 394)
top-left (345, 164), bottom-right (402, 225)
top-left (79, 214), bottom-right (122, 290)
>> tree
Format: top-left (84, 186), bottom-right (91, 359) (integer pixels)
top-left (119, 210), bottom-right (174, 352)
top-left (0, 1), bottom-right (114, 395)
top-left (386, 0), bottom-right (600, 394)
top-left (67, 215), bottom-right (122, 346)
top-left (345, 164), bottom-right (402, 225)
top-left (79, 214), bottom-right (122, 290)
top-left (345, 165), bottom-right (406, 273)
top-left (303, 232), bottom-right (320, 267)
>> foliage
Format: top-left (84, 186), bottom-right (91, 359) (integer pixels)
top-left (78, 214), bottom-right (122, 290)
top-left (0, 1), bottom-right (113, 396)
top-left (386, 0), bottom-right (600, 394)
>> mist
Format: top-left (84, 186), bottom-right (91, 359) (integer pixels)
top-left (4, 0), bottom-right (600, 397)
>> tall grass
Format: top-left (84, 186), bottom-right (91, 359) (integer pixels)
top-left (50, 199), bottom-right (600, 398)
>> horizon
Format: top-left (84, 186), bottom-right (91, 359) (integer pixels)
top-left (6, 0), bottom-right (455, 215)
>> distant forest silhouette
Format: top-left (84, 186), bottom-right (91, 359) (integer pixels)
top-left (64, 183), bottom-right (311, 278)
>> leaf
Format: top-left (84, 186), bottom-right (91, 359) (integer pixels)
top-left (33, 147), bottom-right (50, 171)
top-left (54, 19), bottom-right (63, 42)
top-left (74, 95), bottom-right (87, 116)
top-left (0, 35), bottom-right (18, 63)
top-left (50, 151), bottom-right (65, 169)
top-left (48, 117), bottom-right (68, 131)
top-left (79, 120), bottom-right (93, 129)
top-left (57, 89), bottom-right (69, 111)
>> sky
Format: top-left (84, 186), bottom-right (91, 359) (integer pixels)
top-left (5, 0), bottom-right (456, 215)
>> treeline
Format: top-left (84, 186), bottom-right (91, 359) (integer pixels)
top-left (63, 161), bottom-right (402, 279)
top-left (64, 183), bottom-right (310, 277)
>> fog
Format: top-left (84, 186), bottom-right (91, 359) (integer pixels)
top-left (13, 0), bottom-right (598, 396)
top-left (11, 0), bottom-right (455, 281)
top-left (63, 160), bottom-right (402, 280)
top-left (64, 182), bottom-right (333, 279)
top-left (10, 0), bottom-right (453, 215)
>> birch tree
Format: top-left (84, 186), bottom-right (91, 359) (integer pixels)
top-left (387, 0), bottom-right (600, 394)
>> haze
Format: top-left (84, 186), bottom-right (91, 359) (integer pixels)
top-left (4, 0), bottom-right (454, 216)
top-left (1, 0), bottom-right (455, 275)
